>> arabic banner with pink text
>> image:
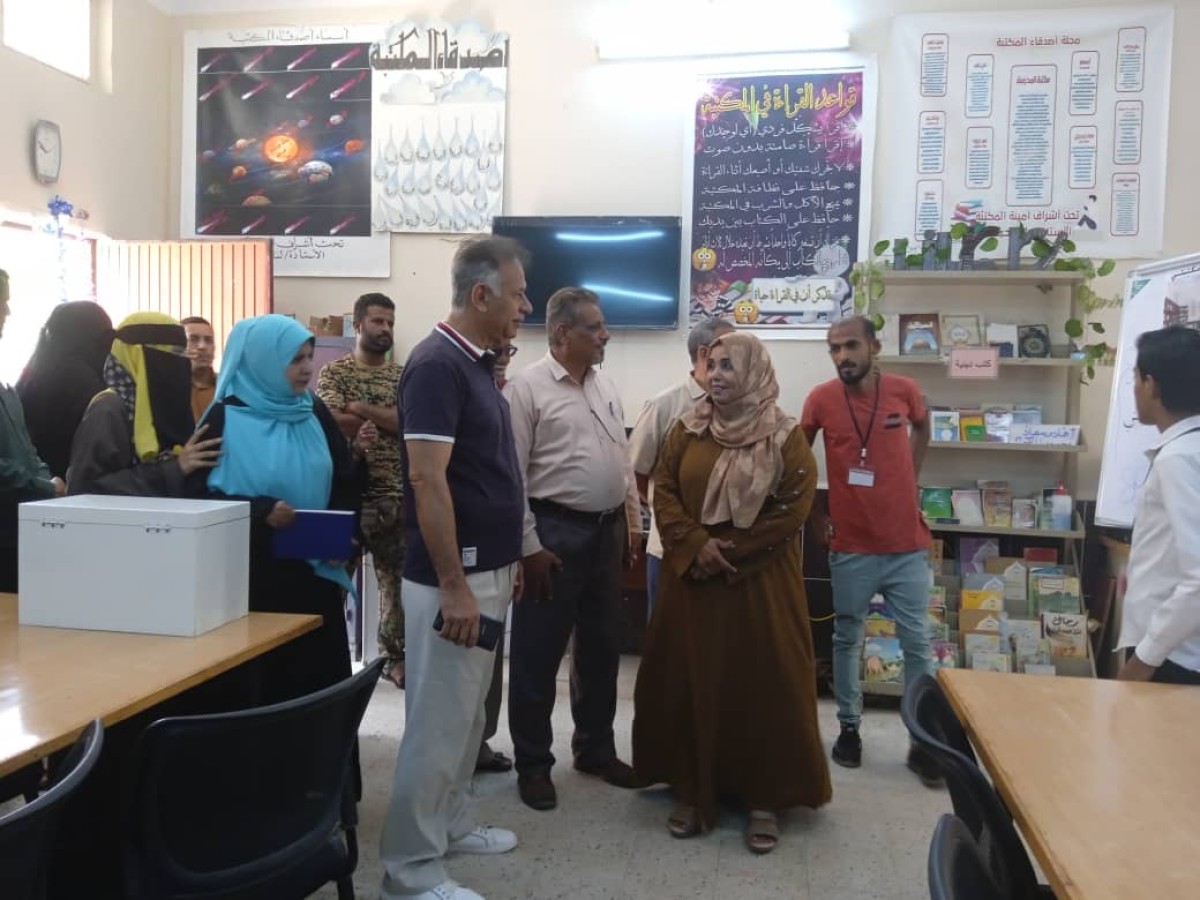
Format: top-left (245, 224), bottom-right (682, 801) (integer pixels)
top-left (686, 65), bottom-right (875, 335)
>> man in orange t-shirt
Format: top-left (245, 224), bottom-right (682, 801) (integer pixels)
top-left (801, 315), bottom-right (939, 786)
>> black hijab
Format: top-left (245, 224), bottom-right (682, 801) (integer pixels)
top-left (17, 301), bottom-right (114, 478)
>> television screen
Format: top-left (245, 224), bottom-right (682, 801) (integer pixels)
top-left (491, 216), bottom-right (682, 330)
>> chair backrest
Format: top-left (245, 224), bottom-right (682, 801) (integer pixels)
top-left (905, 714), bottom-right (1043, 900)
top-left (122, 658), bottom-right (384, 899)
top-left (901, 673), bottom-right (977, 765)
top-left (928, 814), bottom-right (1005, 900)
top-left (0, 719), bottom-right (105, 900)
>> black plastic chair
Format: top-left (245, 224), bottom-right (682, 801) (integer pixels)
top-left (902, 673), bottom-right (977, 763)
top-left (122, 658), bottom-right (385, 900)
top-left (929, 814), bottom-right (1005, 900)
top-left (0, 719), bottom-right (105, 900)
top-left (902, 678), bottom-right (1054, 900)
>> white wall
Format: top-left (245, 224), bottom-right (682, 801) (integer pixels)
top-left (0, 0), bottom-right (172, 238)
top-left (167, 0), bottom-right (1200, 498)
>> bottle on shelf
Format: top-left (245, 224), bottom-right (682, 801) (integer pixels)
top-left (1051, 481), bottom-right (1073, 531)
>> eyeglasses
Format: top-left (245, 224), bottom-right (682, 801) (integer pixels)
top-left (499, 345), bottom-right (518, 359)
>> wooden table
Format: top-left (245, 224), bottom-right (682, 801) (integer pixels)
top-left (939, 668), bottom-right (1200, 899)
top-left (0, 594), bottom-right (319, 778)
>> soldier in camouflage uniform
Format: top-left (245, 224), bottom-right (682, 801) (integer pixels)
top-left (317, 293), bottom-right (406, 686)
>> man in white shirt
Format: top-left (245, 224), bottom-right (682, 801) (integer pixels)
top-left (628, 317), bottom-right (733, 620)
top-left (1117, 325), bottom-right (1200, 684)
top-left (505, 287), bottom-right (642, 811)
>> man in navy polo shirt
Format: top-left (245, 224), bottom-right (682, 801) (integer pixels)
top-left (379, 237), bottom-right (532, 900)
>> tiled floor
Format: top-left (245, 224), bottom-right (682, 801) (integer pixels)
top-left (320, 657), bottom-right (950, 900)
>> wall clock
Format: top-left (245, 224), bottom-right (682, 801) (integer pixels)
top-left (33, 120), bottom-right (62, 185)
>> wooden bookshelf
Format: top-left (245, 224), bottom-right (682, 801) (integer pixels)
top-left (929, 441), bottom-right (1085, 454)
top-left (860, 680), bottom-right (905, 698)
top-left (927, 513), bottom-right (1086, 541)
top-left (881, 269), bottom-right (1086, 289)
top-left (880, 355), bottom-right (1086, 368)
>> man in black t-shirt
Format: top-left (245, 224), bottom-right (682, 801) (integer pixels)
top-left (378, 238), bottom-right (532, 900)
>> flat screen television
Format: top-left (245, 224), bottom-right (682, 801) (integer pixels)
top-left (491, 216), bottom-right (682, 330)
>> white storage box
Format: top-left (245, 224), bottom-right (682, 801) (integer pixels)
top-left (18, 495), bottom-right (251, 636)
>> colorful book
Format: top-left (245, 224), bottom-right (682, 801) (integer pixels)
top-left (865, 603), bottom-right (897, 638)
top-left (1024, 547), bottom-right (1059, 564)
top-left (1042, 612), bottom-right (1088, 658)
top-left (931, 409), bottom-right (961, 442)
top-left (952, 489), bottom-right (985, 526)
top-left (1004, 618), bottom-right (1044, 668)
top-left (941, 314), bottom-right (982, 347)
top-left (921, 487), bottom-right (954, 520)
top-left (960, 608), bottom-right (1005, 634)
top-left (900, 313), bottom-right (942, 356)
top-left (971, 649), bottom-right (1013, 673)
top-left (1012, 405), bottom-right (1043, 426)
top-left (959, 411), bottom-right (987, 441)
top-left (1031, 575), bottom-right (1082, 615)
top-left (959, 537), bottom-right (1000, 573)
top-left (961, 587), bottom-right (1005, 612)
top-left (987, 322), bottom-right (1019, 357)
top-left (983, 488), bottom-right (1014, 527)
top-left (1024, 663), bottom-right (1058, 676)
top-left (1018, 323), bottom-right (1052, 358)
top-left (984, 407), bottom-right (1014, 443)
top-left (1012, 498), bottom-right (1038, 529)
top-left (932, 640), bottom-right (959, 669)
top-left (863, 637), bottom-right (905, 683)
top-left (878, 313), bottom-right (902, 358)
top-left (963, 633), bottom-right (1002, 667)
top-left (271, 509), bottom-right (355, 560)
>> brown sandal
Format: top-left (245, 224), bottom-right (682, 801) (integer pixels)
top-left (667, 804), bottom-right (702, 839)
top-left (745, 810), bottom-right (779, 854)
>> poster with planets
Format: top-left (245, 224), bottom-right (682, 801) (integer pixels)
top-left (369, 22), bottom-right (508, 234)
top-left (684, 62), bottom-right (877, 336)
top-left (182, 26), bottom-right (391, 278)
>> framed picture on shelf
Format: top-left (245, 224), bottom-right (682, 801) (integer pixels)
top-left (900, 313), bottom-right (941, 356)
top-left (1018, 324), bottom-right (1052, 358)
top-left (941, 314), bottom-right (983, 347)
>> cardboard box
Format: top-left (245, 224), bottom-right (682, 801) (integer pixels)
top-left (308, 315), bottom-right (345, 337)
top-left (19, 496), bottom-right (250, 636)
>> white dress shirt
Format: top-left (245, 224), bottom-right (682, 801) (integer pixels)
top-left (628, 375), bottom-right (706, 559)
top-left (1118, 415), bottom-right (1200, 671)
top-left (505, 352), bottom-right (640, 556)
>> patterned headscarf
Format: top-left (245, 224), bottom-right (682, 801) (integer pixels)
top-left (678, 332), bottom-right (796, 528)
top-left (105, 312), bottom-right (192, 462)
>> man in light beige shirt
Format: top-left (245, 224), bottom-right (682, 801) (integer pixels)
top-left (628, 317), bottom-right (733, 621)
top-left (504, 287), bottom-right (641, 813)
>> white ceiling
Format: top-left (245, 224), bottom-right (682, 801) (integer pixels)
top-left (148, 0), bottom-right (394, 14)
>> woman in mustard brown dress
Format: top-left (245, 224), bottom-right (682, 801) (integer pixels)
top-left (632, 331), bottom-right (831, 853)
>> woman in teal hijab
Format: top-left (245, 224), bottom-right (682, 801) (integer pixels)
top-left (202, 314), bottom-right (371, 705)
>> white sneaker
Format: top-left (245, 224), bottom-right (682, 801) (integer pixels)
top-left (407, 880), bottom-right (485, 900)
top-left (447, 825), bottom-right (519, 855)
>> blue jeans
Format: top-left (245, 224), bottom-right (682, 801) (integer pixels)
top-left (646, 554), bottom-right (661, 623)
top-left (830, 550), bottom-right (933, 728)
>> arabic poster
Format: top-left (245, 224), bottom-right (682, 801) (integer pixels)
top-left (883, 7), bottom-right (1173, 259)
top-left (181, 27), bottom-right (391, 278)
top-left (685, 63), bottom-right (876, 334)
top-left (369, 22), bottom-right (508, 234)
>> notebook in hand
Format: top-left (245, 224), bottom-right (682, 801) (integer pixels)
top-left (271, 509), bottom-right (355, 560)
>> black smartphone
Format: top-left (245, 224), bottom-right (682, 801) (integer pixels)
top-left (431, 611), bottom-right (504, 651)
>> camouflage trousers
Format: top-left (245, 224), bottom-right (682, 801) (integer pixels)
top-left (361, 497), bottom-right (405, 663)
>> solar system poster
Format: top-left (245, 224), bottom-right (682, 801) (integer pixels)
top-left (182, 27), bottom-right (391, 277)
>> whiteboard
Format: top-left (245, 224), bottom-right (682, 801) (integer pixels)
top-left (1095, 252), bottom-right (1200, 527)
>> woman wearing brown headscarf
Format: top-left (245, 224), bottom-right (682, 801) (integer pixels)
top-left (632, 331), bottom-right (830, 853)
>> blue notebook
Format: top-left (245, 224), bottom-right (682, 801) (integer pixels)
top-left (271, 509), bottom-right (355, 560)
